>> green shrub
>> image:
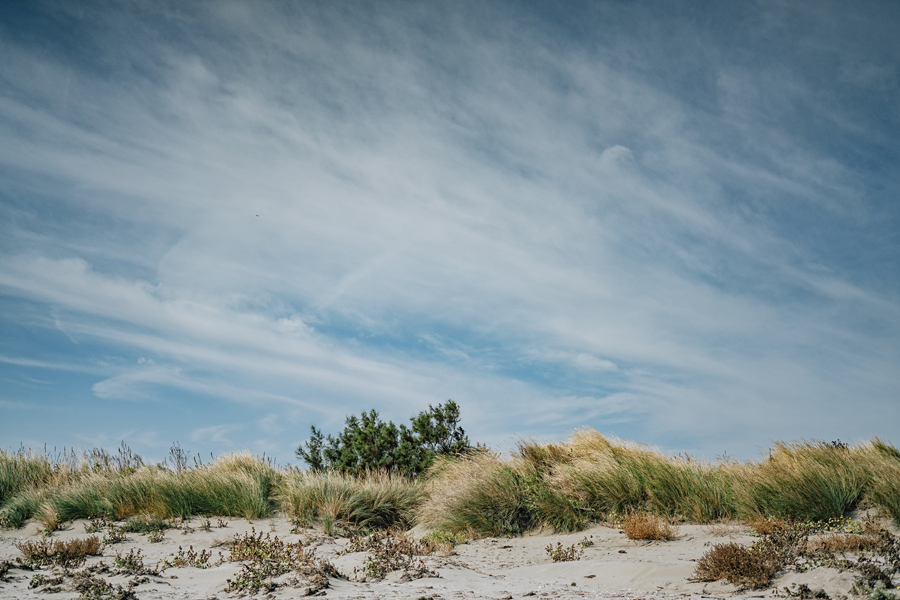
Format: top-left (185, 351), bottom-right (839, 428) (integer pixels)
top-left (297, 401), bottom-right (470, 476)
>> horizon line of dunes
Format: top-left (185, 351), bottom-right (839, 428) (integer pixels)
top-left (2, 429), bottom-right (899, 536)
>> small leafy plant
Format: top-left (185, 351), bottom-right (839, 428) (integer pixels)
top-left (545, 542), bottom-right (582, 562)
top-left (102, 527), bottom-right (127, 544)
top-left (84, 516), bottom-right (111, 533)
top-left (113, 548), bottom-right (146, 575)
top-left (29, 573), bottom-right (63, 590)
top-left (159, 545), bottom-right (219, 570)
top-left (224, 528), bottom-right (337, 594)
top-left (360, 530), bottom-right (435, 580)
top-left (147, 530), bottom-right (165, 543)
top-left (72, 570), bottom-right (139, 600)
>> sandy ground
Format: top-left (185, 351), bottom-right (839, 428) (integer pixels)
top-left (0, 516), bottom-right (868, 600)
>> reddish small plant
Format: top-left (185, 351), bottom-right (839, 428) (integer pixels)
top-left (15, 536), bottom-right (103, 568)
top-left (692, 541), bottom-right (782, 589)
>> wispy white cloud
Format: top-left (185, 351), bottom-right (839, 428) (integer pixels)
top-left (0, 1), bottom-right (898, 459)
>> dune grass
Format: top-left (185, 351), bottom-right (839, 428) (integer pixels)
top-left (2, 432), bottom-right (899, 537)
top-left (729, 441), bottom-right (870, 522)
top-left (863, 439), bottom-right (900, 526)
top-left (279, 469), bottom-right (422, 532)
top-left (416, 451), bottom-right (533, 537)
top-left (0, 450), bottom-right (57, 504)
top-left (418, 431), bottom-right (900, 536)
top-left (33, 453), bottom-right (279, 529)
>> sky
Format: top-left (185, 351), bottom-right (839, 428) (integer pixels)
top-left (1, 0), bottom-right (899, 464)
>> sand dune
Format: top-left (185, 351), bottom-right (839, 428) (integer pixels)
top-left (0, 517), bottom-right (872, 599)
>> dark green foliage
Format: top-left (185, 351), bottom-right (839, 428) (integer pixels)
top-left (120, 516), bottom-right (168, 533)
top-left (296, 401), bottom-right (470, 476)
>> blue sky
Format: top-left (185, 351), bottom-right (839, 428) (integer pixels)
top-left (1, 0), bottom-right (899, 463)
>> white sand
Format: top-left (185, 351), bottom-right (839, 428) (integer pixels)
top-left (0, 517), bottom-right (867, 599)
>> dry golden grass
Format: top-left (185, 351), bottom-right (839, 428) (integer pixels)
top-left (692, 541), bottom-right (782, 589)
top-left (544, 430), bottom-right (734, 523)
top-left (279, 469), bottom-right (421, 532)
top-left (806, 533), bottom-right (878, 553)
top-left (748, 516), bottom-right (793, 536)
top-left (417, 450), bottom-right (531, 537)
top-left (5, 432), bottom-right (900, 542)
top-left (622, 513), bottom-right (679, 540)
top-left (703, 520), bottom-right (746, 537)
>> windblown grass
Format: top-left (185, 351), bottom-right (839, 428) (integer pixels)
top-left (730, 441), bottom-right (869, 521)
top-left (418, 430), bottom-right (900, 537)
top-left (416, 450), bottom-right (532, 537)
top-left (0, 488), bottom-right (44, 529)
top-left (0, 450), bottom-right (58, 503)
top-left (35, 454), bottom-right (278, 528)
top-left (3, 432), bottom-right (900, 538)
top-left (544, 430), bottom-right (735, 524)
top-left (280, 469), bottom-right (422, 532)
top-left (865, 439), bottom-right (900, 526)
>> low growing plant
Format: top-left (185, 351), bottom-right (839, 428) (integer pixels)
top-left (622, 513), bottom-right (679, 540)
top-left (545, 542), bottom-right (582, 562)
top-left (158, 545), bottom-right (219, 570)
top-left (120, 516), bottom-right (168, 534)
top-left (113, 548), bottom-right (147, 575)
top-left (692, 541), bottom-right (782, 589)
top-left (28, 573), bottom-right (64, 592)
top-left (695, 516), bottom-right (900, 591)
top-left (353, 530), bottom-right (435, 581)
top-left (224, 528), bottom-right (337, 594)
top-left (102, 527), bottom-right (127, 544)
top-left (15, 535), bottom-right (103, 568)
top-left (147, 529), bottom-right (165, 543)
top-left (72, 570), bottom-right (139, 600)
top-left (422, 529), bottom-right (469, 552)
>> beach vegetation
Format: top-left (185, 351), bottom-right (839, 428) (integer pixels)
top-left (341, 529), bottom-right (436, 580)
top-left (692, 541), bottom-right (782, 589)
top-left (3, 430), bottom-right (900, 547)
top-left (224, 528), bottom-right (337, 594)
top-left (297, 401), bottom-right (470, 476)
top-left (279, 469), bottom-right (422, 532)
top-left (621, 512), bottom-right (679, 540)
top-left (15, 535), bottom-right (103, 568)
top-left (693, 515), bottom-right (900, 591)
top-left (545, 541), bottom-right (582, 562)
